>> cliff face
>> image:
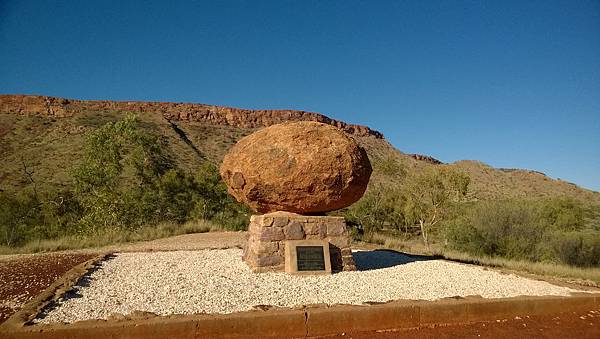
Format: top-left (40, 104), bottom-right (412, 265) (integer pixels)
top-left (0, 95), bottom-right (383, 138)
top-left (408, 154), bottom-right (443, 165)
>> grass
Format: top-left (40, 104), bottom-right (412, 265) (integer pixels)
top-left (441, 249), bottom-right (600, 286)
top-left (360, 231), bottom-right (432, 253)
top-left (0, 219), bottom-right (219, 255)
top-left (358, 231), bottom-right (600, 286)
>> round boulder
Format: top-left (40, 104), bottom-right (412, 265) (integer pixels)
top-left (220, 121), bottom-right (372, 214)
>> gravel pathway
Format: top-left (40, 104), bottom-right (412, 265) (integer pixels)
top-left (37, 249), bottom-right (583, 324)
top-left (0, 232), bottom-right (245, 262)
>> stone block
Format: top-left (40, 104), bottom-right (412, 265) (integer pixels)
top-left (342, 264), bottom-right (357, 271)
top-left (248, 220), bottom-right (262, 234)
top-left (342, 254), bottom-right (356, 271)
top-left (277, 243), bottom-right (286, 257)
top-left (326, 220), bottom-right (346, 236)
top-left (257, 255), bottom-right (283, 267)
top-left (250, 215), bottom-right (274, 227)
top-left (284, 221), bottom-right (305, 240)
top-left (248, 238), bottom-right (279, 255)
top-left (303, 222), bottom-right (326, 237)
top-left (327, 235), bottom-right (350, 248)
top-left (258, 227), bottom-right (285, 242)
top-left (272, 216), bottom-right (289, 228)
top-left (262, 216), bottom-right (274, 227)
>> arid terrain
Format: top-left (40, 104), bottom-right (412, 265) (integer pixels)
top-left (321, 310), bottom-right (600, 338)
top-left (1, 232), bottom-right (598, 338)
top-left (0, 232), bottom-right (245, 323)
top-left (0, 253), bottom-right (95, 323)
top-left (1, 95), bottom-right (599, 337)
top-left (1, 94), bottom-right (598, 203)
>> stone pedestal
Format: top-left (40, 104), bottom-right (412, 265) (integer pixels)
top-left (243, 211), bottom-right (356, 273)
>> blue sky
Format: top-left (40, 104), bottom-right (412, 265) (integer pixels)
top-left (1, 1), bottom-right (599, 191)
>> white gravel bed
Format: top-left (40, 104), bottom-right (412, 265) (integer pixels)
top-left (37, 249), bottom-right (583, 324)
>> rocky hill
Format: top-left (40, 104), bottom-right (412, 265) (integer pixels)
top-left (0, 95), bottom-right (381, 138)
top-left (1, 94), bottom-right (598, 204)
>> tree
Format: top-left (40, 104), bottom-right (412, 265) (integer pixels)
top-left (346, 184), bottom-right (405, 235)
top-left (0, 191), bottom-right (40, 246)
top-left (191, 162), bottom-right (250, 230)
top-left (402, 166), bottom-right (469, 248)
top-left (71, 115), bottom-right (249, 231)
top-left (72, 115), bottom-right (175, 230)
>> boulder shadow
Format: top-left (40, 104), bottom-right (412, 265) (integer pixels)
top-left (353, 249), bottom-right (440, 271)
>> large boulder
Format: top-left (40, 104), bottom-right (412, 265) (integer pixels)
top-left (220, 121), bottom-right (372, 214)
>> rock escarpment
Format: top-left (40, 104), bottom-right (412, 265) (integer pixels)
top-left (220, 121), bottom-right (372, 214)
top-left (408, 154), bottom-right (444, 165)
top-left (0, 94), bottom-right (383, 138)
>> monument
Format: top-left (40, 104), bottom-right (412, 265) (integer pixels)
top-left (220, 121), bottom-right (372, 273)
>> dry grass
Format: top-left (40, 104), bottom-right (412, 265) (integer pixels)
top-left (442, 250), bottom-right (600, 286)
top-left (0, 219), bottom-right (218, 255)
top-left (358, 232), bottom-right (600, 286)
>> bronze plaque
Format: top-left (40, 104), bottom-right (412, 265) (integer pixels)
top-left (296, 246), bottom-right (326, 271)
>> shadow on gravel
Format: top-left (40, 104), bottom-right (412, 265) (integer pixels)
top-left (353, 249), bottom-right (440, 271)
top-left (34, 254), bottom-right (116, 323)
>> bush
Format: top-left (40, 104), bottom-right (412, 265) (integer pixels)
top-left (444, 197), bottom-right (600, 267)
top-left (465, 200), bottom-right (543, 260)
top-left (550, 231), bottom-right (600, 267)
top-left (0, 190), bottom-right (40, 246)
top-left (344, 184), bottom-right (404, 235)
top-left (345, 166), bottom-right (469, 248)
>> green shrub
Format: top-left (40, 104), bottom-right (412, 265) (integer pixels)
top-left (0, 190), bottom-right (40, 246)
top-left (550, 231), bottom-right (600, 267)
top-left (538, 197), bottom-right (585, 231)
top-left (344, 184), bottom-right (404, 235)
top-left (444, 197), bottom-right (599, 267)
top-left (345, 166), bottom-right (469, 249)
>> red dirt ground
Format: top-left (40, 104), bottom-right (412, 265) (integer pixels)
top-left (0, 253), bottom-right (96, 324)
top-left (320, 309), bottom-right (600, 338)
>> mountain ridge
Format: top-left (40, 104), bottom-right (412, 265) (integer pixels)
top-left (0, 94), bottom-right (382, 138)
top-left (0, 94), bottom-right (598, 203)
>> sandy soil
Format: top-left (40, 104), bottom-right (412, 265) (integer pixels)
top-left (0, 253), bottom-right (96, 323)
top-left (319, 309), bottom-right (600, 338)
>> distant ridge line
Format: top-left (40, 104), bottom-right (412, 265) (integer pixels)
top-left (0, 94), bottom-right (384, 139)
top-left (408, 154), bottom-right (444, 165)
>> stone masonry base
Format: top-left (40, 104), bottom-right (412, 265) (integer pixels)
top-left (243, 211), bottom-right (356, 272)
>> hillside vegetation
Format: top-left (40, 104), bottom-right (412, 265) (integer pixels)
top-left (1, 95), bottom-right (599, 277)
top-left (1, 95), bottom-right (598, 204)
